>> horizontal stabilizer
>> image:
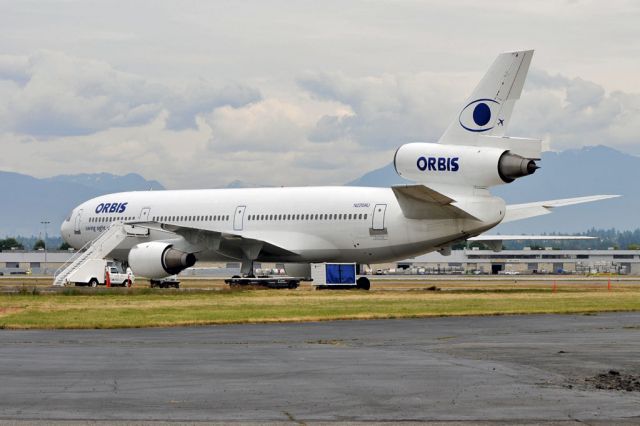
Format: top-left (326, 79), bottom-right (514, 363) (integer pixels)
top-left (503, 195), bottom-right (620, 223)
top-left (469, 235), bottom-right (596, 241)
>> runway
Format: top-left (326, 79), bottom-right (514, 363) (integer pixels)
top-left (1, 313), bottom-right (639, 424)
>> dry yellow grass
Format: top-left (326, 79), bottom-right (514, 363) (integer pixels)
top-left (0, 278), bottom-right (639, 329)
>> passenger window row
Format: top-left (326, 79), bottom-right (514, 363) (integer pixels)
top-left (89, 216), bottom-right (135, 223)
top-left (89, 213), bottom-right (368, 224)
top-left (149, 213), bottom-right (366, 223)
top-left (247, 213), bottom-right (367, 221)
top-left (152, 215), bottom-right (229, 222)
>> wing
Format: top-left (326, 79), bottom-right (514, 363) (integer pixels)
top-left (128, 221), bottom-right (300, 260)
top-left (503, 195), bottom-right (620, 223)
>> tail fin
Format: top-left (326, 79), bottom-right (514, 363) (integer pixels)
top-left (439, 50), bottom-right (534, 145)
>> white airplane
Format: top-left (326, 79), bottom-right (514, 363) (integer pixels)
top-left (59, 50), bottom-right (617, 283)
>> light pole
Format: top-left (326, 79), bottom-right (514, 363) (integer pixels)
top-left (41, 221), bottom-right (50, 275)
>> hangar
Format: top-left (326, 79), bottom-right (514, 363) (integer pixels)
top-left (0, 250), bottom-right (73, 275)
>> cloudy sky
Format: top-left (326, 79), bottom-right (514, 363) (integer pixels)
top-left (0, 0), bottom-right (639, 188)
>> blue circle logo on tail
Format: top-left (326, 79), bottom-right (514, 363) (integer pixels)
top-left (459, 98), bottom-right (499, 132)
top-left (473, 103), bottom-right (491, 125)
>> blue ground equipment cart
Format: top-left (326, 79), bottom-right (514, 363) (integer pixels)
top-left (311, 263), bottom-right (370, 290)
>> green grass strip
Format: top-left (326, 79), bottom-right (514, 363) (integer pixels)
top-left (1, 288), bottom-right (639, 329)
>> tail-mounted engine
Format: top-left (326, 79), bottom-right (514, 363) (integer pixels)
top-left (393, 142), bottom-right (538, 187)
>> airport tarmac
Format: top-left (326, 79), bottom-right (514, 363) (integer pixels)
top-left (0, 313), bottom-right (639, 424)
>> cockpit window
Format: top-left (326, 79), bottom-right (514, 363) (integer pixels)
top-left (65, 210), bottom-right (73, 222)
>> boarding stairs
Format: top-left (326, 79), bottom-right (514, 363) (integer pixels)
top-left (53, 222), bottom-right (129, 286)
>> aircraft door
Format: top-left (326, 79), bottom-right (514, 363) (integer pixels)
top-left (139, 207), bottom-right (151, 222)
top-left (372, 204), bottom-right (387, 230)
top-left (233, 205), bottom-right (246, 231)
top-left (74, 209), bottom-right (83, 234)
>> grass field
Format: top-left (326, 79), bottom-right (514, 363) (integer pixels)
top-left (1, 278), bottom-right (639, 329)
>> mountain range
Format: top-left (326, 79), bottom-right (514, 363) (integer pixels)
top-left (0, 172), bottom-right (163, 237)
top-left (0, 145), bottom-right (636, 237)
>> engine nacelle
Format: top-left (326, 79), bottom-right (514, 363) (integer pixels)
top-left (128, 242), bottom-right (196, 279)
top-left (393, 143), bottom-right (538, 187)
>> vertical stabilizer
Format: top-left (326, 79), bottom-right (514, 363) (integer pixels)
top-left (439, 50), bottom-right (533, 145)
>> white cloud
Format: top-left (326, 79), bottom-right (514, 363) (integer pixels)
top-left (2, 54), bottom-right (639, 190)
top-left (299, 71), bottom-right (466, 149)
top-left (0, 55), bottom-right (29, 84)
top-left (164, 83), bottom-right (261, 131)
top-left (205, 98), bottom-right (311, 152)
top-left (0, 51), bottom-right (161, 136)
top-left (0, 1), bottom-right (639, 189)
top-left (0, 51), bottom-right (260, 137)
top-left (510, 70), bottom-right (640, 152)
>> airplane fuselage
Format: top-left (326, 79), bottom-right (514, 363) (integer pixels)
top-left (61, 186), bottom-right (504, 265)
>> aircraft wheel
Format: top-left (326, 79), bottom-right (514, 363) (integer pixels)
top-left (356, 277), bottom-right (370, 291)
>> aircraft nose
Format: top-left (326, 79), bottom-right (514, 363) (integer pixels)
top-left (60, 218), bottom-right (72, 245)
top-left (60, 222), bottom-right (68, 241)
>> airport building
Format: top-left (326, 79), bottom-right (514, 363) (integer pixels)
top-left (2, 248), bottom-right (640, 277)
top-left (392, 248), bottom-right (640, 275)
top-left (0, 250), bottom-right (74, 275)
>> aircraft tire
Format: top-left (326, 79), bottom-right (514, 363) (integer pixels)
top-left (356, 277), bottom-right (370, 291)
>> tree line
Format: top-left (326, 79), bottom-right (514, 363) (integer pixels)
top-left (0, 236), bottom-right (70, 251)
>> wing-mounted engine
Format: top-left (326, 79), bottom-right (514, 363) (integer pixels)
top-left (393, 142), bottom-right (539, 188)
top-left (128, 241), bottom-right (196, 279)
